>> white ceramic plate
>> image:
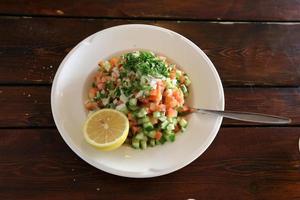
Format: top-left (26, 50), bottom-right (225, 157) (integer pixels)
top-left (51, 24), bottom-right (224, 178)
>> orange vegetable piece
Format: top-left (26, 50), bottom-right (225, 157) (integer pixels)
top-left (85, 101), bottom-right (98, 110)
top-left (109, 57), bottom-right (119, 67)
top-left (88, 88), bottom-right (98, 99)
top-left (167, 108), bottom-right (178, 117)
top-left (155, 131), bottom-right (162, 140)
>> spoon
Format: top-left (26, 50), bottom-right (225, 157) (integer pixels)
top-left (186, 108), bottom-right (291, 124)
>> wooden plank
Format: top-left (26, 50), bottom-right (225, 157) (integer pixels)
top-left (1, 18), bottom-right (300, 86)
top-left (0, 86), bottom-right (299, 127)
top-left (0, 86), bottom-right (54, 127)
top-left (0, 0), bottom-right (300, 21)
top-left (0, 128), bottom-right (299, 199)
top-left (223, 87), bottom-right (300, 125)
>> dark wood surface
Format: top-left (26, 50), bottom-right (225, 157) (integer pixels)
top-left (1, 18), bottom-right (300, 86)
top-left (1, 0), bottom-right (300, 21)
top-left (0, 128), bottom-right (299, 200)
top-left (1, 1), bottom-right (300, 200)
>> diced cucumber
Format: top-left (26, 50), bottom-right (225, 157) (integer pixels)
top-left (137, 108), bottom-right (147, 118)
top-left (160, 120), bottom-right (169, 130)
top-left (134, 132), bottom-right (144, 140)
top-left (120, 91), bottom-right (128, 103)
top-left (164, 131), bottom-right (175, 142)
top-left (180, 84), bottom-right (188, 94)
top-left (176, 70), bottom-right (182, 79)
top-left (167, 117), bottom-right (176, 123)
top-left (140, 75), bottom-right (148, 85)
top-left (129, 98), bottom-right (137, 106)
top-left (128, 104), bottom-right (138, 111)
top-left (106, 81), bottom-right (114, 90)
top-left (159, 136), bottom-right (167, 144)
top-left (165, 78), bottom-right (175, 89)
top-left (168, 117), bottom-right (178, 125)
top-left (153, 111), bottom-right (161, 119)
top-left (146, 130), bottom-right (156, 138)
top-left (138, 116), bottom-right (150, 125)
top-left (143, 122), bottom-right (154, 131)
top-left (137, 118), bottom-right (144, 125)
top-left (140, 140), bottom-right (147, 149)
top-left (132, 139), bottom-right (140, 149)
top-left (166, 123), bottom-right (175, 131)
top-left (149, 139), bottom-right (156, 147)
top-left (169, 134), bottom-right (176, 142)
top-left (179, 118), bottom-right (188, 128)
top-left (169, 64), bottom-right (176, 69)
top-left (101, 97), bottom-right (110, 106)
top-left (102, 61), bottom-right (111, 72)
top-left (142, 116), bottom-right (150, 123)
top-left (115, 103), bottom-right (128, 114)
top-left (184, 75), bottom-right (191, 86)
top-left (142, 135), bottom-right (148, 141)
top-left (159, 116), bottom-right (167, 122)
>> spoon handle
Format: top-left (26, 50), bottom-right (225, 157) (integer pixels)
top-left (193, 108), bottom-right (291, 124)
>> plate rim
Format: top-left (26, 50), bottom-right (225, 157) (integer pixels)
top-left (51, 24), bottom-right (225, 178)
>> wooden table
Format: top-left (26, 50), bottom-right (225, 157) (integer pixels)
top-left (1, 1), bottom-right (300, 199)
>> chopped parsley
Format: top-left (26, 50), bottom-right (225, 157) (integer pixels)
top-left (122, 51), bottom-right (169, 78)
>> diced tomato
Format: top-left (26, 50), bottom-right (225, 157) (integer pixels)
top-left (109, 57), bottom-right (119, 67)
top-left (101, 76), bottom-right (110, 83)
top-left (163, 89), bottom-right (172, 97)
top-left (164, 94), bottom-right (172, 103)
top-left (88, 88), bottom-right (98, 99)
top-left (156, 90), bottom-right (162, 102)
top-left (173, 90), bottom-right (184, 105)
top-left (170, 99), bottom-right (178, 108)
top-left (165, 95), bottom-right (178, 108)
top-left (149, 103), bottom-right (157, 112)
top-left (85, 101), bottom-right (98, 110)
top-left (139, 98), bottom-right (149, 105)
top-left (167, 108), bottom-right (178, 118)
top-left (131, 126), bottom-right (140, 134)
top-left (97, 83), bottom-right (104, 90)
top-left (150, 89), bottom-right (156, 96)
top-left (155, 131), bottom-right (162, 140)
top-left (149, 89), bottom-right (162, 102)
top-left (156, 104), bottom-right (166, 112)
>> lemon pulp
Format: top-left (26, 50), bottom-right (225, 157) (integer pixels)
top-left (83, 109), bottom-right (129, 151)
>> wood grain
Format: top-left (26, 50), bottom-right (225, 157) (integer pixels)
top-left (0, 128), bottom-right (299, 200)
top-left (1, 86), bottom-right (299, 127)
top-left (1, 18), bottom-right (300, 86)
top-left (0, 0), bottom-right (300, 21)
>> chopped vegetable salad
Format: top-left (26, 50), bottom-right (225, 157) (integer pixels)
top-left (85, 51), bottom-right (191, 149)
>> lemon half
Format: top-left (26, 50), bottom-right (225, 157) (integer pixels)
top-left (83, 109), bottom-right (129, 151)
